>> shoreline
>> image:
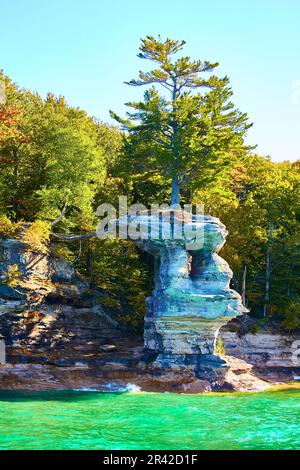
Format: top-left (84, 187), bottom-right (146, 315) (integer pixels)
top-left (1, 360), bottom-right (300, 394)
top-left (0, 380), bottom-right (300, 395)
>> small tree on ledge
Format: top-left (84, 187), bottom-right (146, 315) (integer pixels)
top-left (111, 35), bottom-right (252, 205)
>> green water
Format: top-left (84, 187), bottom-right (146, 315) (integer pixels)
top-left (0, 388), bottom-right (299, 450)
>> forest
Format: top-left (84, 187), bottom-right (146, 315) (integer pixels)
top-left (1, 37), bottom-right (300, 332)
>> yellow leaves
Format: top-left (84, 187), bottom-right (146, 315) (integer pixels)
top-left (4, 264), bottom-right (21, 287)
top-left (215, 336), bottom-right (225, 355)
top-left (21, 220), bottom-right (50, 252)
top-left (0, 215), bottom-right (22, 238)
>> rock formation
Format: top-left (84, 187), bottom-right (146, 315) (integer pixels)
top-left (0, 234), bottom-right (299, 392)
top-left (117, 209), bottom-right (247, 379)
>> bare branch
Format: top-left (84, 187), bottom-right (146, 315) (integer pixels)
top-left (51, 232), bottom-right (97, 241)
top-left (51, 202), bottom-right (68, 228)
top-left (73, 239), bottom-right (82, 263)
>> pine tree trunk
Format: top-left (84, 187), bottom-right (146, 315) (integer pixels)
top-left (263, 222), bottom-right (274, 318)
top-left (171, 177), bottom-right (180, 205)
top-left (242, 265), bottom-right (247, 306)
top-left (12, 148), bottom-right (19, 219)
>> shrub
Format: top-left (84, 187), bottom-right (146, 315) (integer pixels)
top-left (5, 264), bottom-right (22, 287)
top-left (215, 336), bottom-right (226, 355)
top-left (51, 243), bottom-right (75, 262)
top-left (0, 215), bottom-right (22, 238)
top-left (78, 238), bottom-right (152, 330)
top-left (281, 301), bottom-right (300, 331)
top-left (21, 220), bottom-right (51, 252)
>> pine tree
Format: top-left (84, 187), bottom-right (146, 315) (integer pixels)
top-left (111, 36), bottom-right (252, 204)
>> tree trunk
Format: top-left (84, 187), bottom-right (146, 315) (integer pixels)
top-left (171, 176), bottom-right (180, 205)
top-left (12, 148), bottom-right (19, 218)
top-left (88, 246), bottom-right (94, 283)
top-left (242, 265), bottom-right (247, 306)
top-left (263, 222), bottom-right (274, 318)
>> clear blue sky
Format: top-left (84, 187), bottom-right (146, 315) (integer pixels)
top-left (1, 0), bottom-right (300, 162)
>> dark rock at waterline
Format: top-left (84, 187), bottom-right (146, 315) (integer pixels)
top-left (100, 344), bottom-right (117, 352)
top-left (0, 284), bottom-right (25, 301)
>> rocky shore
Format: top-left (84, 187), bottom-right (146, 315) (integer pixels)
top-left (1, 236), bottom-right (300, 393)
top-left (1, 294), bottom-right (299, 393)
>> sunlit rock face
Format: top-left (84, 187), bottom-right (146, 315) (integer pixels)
top-left (109, 210), bottom-right (247, 377)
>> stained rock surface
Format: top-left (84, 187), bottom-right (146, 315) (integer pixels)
top-left (119, 210), bottom-right (247, 378)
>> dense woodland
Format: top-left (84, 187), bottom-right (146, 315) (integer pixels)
top-left (1, 37), bottom-right (300, 331)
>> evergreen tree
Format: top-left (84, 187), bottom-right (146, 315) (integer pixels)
top-left (111, 36), bottom-right (252, 204)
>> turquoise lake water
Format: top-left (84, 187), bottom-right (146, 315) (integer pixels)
top-left (0, 388), bottom-right (299, 450)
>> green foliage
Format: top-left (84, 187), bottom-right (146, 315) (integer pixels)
top-left (193, 154), bottom-right (300, 328)
top-left (0, 72), bottom-right (107, 228)
top-left (4, 264), bottom-right (21, 287)
top-left (34, 95), bottom-right (106, 227)
top-left (111, 36), bottom-right (251, 204)
top-left (95, 121), bottom-right (124, 171)
top-left (281, 301), bottom-right (300, 331)
top-left (51, 243), bottom-right (75, 262)
top-left (77, 238), bottom-right (152, 330)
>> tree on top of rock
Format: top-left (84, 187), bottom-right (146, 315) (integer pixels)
top-left (111, 35), bottom-right (252, 205)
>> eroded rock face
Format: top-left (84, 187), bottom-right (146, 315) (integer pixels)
top-left (123, 210), bottom-right (247, 377)
top-left (0, 235), bottom-right (299, 392)
top-left (221, 328), bottom-right (300, 368)
top-left (0, 238), bottom-right (53, 280)
top-left (0, 239), bottom-right (143, 381)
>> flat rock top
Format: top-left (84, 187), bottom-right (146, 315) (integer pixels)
top-left (112, 210), bottom-right (228, 253)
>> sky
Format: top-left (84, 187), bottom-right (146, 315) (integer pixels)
top-left (0, 0), bottom-right (300, 162)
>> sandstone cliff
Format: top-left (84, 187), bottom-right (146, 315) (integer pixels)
top-left (0, 236), bottom-right (299, 393)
